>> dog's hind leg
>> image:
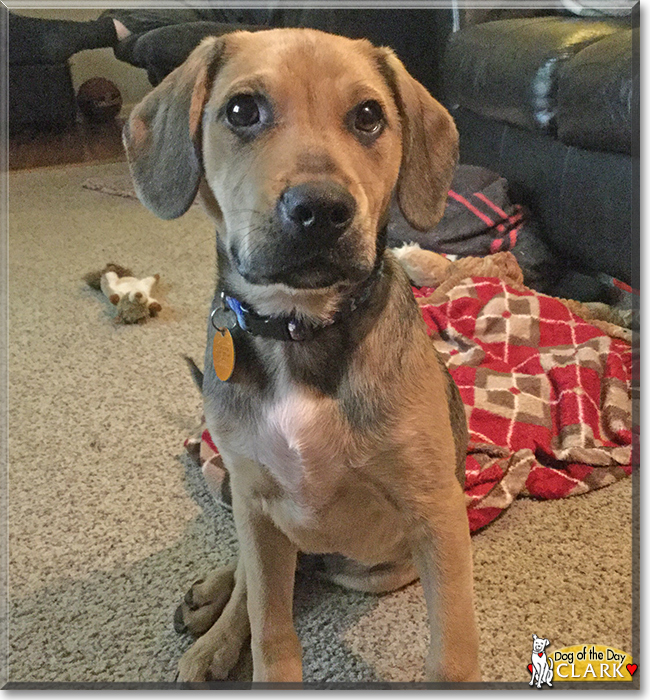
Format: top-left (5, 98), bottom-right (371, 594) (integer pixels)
top-left (174, 560), bottom-right (236, 637)
top-left (176, 558), bottom-right (250, 682)
top-left (298, 553), bottom-right (418, 594)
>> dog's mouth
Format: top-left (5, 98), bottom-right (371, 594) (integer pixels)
top-left (230, 237), bottom-right (373, 290)
top-left (232, 249), bottom-right (338, 288)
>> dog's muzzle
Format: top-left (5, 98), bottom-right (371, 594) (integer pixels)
top-left (232, 180), bottom-right (368, 289)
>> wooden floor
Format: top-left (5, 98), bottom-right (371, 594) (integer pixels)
top-left (9, 117), bottom-right (126, 170)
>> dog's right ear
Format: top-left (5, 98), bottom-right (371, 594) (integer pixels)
top-left (123, 36), bottom-right (226, 220)
top-left (532, 634), bottom-right (538, 641)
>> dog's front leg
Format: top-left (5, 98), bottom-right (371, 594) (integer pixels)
top-left (230, 479), bottom-right (302, 683)
top-left (177, 557), bottom-right (249, 682)
top-left (408, 482), bottom-right (481, 683)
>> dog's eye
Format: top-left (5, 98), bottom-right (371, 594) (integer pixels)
top-left (225, 94), bottom-right (260, 128)
top-left (354, 101), bottom-right (384, 134)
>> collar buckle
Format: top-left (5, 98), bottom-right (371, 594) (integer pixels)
top-left (287, 319), bottom-right (312, 342)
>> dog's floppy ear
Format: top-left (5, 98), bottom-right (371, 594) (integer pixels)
top-left (123, 36), bottom-right (226, 220)
top-left (377, 49), bottom-right (459, 232)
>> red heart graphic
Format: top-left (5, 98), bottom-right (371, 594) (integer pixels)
top-left (627, 664), bottom-right (637, 676)
top-left (538, 652), bottom-right (543, 657)
top-left (527, 664), bottom-right (533, 674)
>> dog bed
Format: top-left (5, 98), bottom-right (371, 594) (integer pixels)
top-left (185, 252), bottom-right (633, 534)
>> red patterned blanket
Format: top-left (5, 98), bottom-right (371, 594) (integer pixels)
top-left (185, 256), bottom-right (633, 533)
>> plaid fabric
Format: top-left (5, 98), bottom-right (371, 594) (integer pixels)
top-left (445, 188), bottom-right (525, 255)
top-left (387, 165), bottom-right (531, 258)
top-left (386, 164), bottom-right (567, 296)
top-left (185, 271), bottom-right (632, 534)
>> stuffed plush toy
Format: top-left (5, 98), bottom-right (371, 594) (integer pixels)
top-left (84, 263), bottom-right (162, 324)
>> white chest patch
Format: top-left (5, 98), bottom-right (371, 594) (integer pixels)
top-left (255, 390), bottom-right (328, 494)
top-left (212, 386), bottom-right (406, 560)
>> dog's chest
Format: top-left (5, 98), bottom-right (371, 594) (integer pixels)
top-left (208, 384), bottom-right (406, 556)
top-left (227, 387), bottom-right (408, 559)
top-left (228, 388), bottom-right (349, 499)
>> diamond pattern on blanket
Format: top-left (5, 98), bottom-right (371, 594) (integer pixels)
top-left (472, 369), bottom-right (552, 426)
top-left (416, 274), bottom-right (632, 531)
top-left (186, 271), bottom-right (633, 535)
top-left (475, 289), bottom-right (541, 348)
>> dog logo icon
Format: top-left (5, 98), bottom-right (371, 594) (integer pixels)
top-left (529, 634), bottom-right (554, 688)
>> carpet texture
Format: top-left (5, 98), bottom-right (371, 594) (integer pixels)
top-left (7, 162), bottom-right (634, 685)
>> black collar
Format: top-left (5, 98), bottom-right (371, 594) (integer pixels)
top-left (213, 260), bottom-right (384, 342)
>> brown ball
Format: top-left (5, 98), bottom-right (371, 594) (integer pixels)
top-left (77, 78), bottom-right (122, 123)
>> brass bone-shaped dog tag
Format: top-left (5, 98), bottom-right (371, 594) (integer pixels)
top-left (213, 327), bottom-right (235, 382)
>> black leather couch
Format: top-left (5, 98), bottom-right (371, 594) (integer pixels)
top-left (113, 6), bottom-right (637, 302)
top-left (444, 12), bottom-right (638, 299)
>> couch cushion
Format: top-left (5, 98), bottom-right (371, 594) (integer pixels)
top-left (556, 28), bottom-right (636, 154)
top-left (451, 107), bottom-right (632, 285)
top-left (443, 17), bottom-right (625, 135)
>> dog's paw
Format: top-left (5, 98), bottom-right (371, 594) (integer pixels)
top-left (176, 560), bottom-right (250, 682)
top-left (177, 637), bottom-right (251, 683)
top-left (174, 562), bottom-right (236, 637)
top-left (176, 601), bottom-right (250, 682)
top-left (177, 637), bottom-right (221, 682)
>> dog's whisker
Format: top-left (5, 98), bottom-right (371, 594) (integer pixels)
top-left (238, 226), bottom-right (275, 261)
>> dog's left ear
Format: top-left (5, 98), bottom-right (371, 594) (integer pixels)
top-left (123, 36), bottom-right (226, 220)
top-left (377, 49), bottom-right (458, 231)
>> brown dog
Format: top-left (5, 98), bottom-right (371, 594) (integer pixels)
top-left (124, 28), bottom-right (481, 684)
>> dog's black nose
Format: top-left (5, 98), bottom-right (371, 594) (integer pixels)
top-left (277, 181), bottom-right (356, 240)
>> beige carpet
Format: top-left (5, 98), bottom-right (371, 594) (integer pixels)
top-left (6, 161), bottom-right (634, 686)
